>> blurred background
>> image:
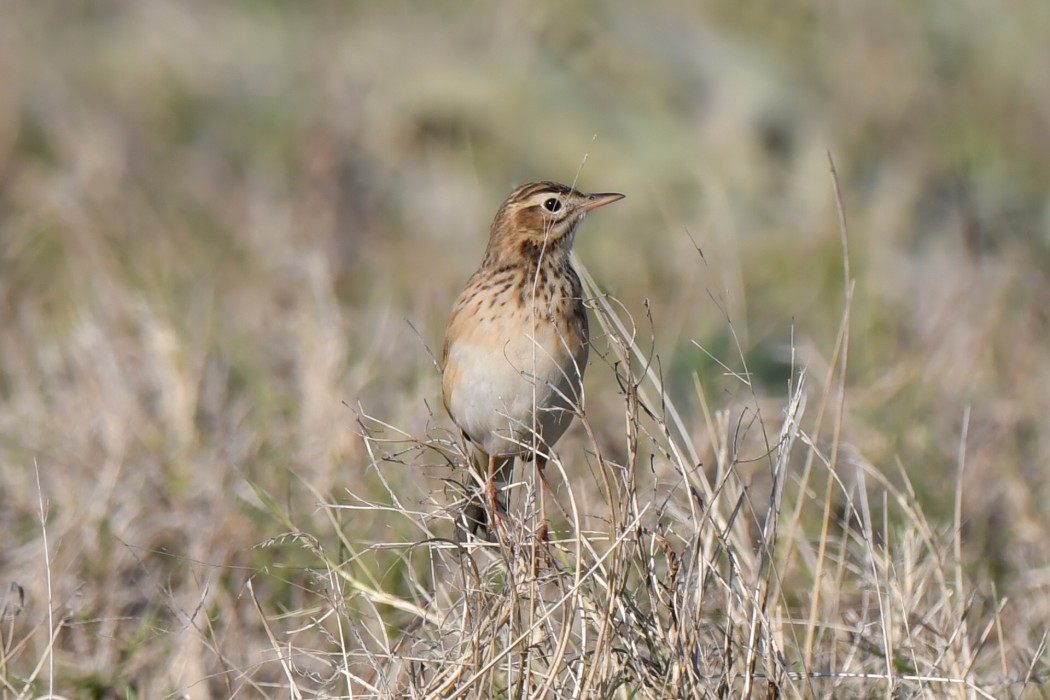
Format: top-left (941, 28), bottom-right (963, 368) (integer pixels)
top-left (2, 0), bottom-right (1049, 694)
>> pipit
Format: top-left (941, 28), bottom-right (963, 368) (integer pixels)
top-left (441, 181), bottom-right (624, 540)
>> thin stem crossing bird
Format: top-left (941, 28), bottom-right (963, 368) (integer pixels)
top-left (441, 181), bottom-right (623, 540)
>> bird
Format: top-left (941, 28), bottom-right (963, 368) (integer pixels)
top-left (441, 181), bottom-right (624, 540)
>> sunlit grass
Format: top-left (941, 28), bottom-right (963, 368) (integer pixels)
top-left (2, 1), bottom-right (1050, 696)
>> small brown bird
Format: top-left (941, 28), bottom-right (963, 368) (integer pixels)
top-left (441, 181), bottom-right (624, 539)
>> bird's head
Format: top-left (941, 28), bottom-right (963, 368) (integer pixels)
top-left (486, 181), bottom-right (623, 264)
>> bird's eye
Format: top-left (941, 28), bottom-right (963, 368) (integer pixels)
top-left (543, 198), bottom-right (562, 213)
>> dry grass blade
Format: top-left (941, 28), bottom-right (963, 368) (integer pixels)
top-left (4, 5), bottom-right (1050, 696)
top-left (248, 579), bottom-right (303, 700)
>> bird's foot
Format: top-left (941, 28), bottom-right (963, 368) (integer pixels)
top-left (483, 481), bottom-right (511, 545)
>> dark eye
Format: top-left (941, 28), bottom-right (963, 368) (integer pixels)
top-left (543, 197), bottom-right (562, 213)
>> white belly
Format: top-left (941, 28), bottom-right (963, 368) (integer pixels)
top-left (444, 323), bottom-right (585, 457)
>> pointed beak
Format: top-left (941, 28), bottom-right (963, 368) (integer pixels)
top-left (578, 192), bottom-right (625, 213)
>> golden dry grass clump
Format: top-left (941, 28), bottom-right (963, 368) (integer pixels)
top-left (2, 1), bottom-right (1050, 697)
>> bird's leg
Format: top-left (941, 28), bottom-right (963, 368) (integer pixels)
top-left (535, 453), bottom-right (550, 544)
top-left (483, 452), bottom-right (499, 510)
top-left (528, 453), bottom-right (557, 575)
top-left (484, 452), bottom-right (509, 543)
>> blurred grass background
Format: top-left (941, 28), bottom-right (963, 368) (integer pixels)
top-left (2, 0), bottom-right (1050, 695)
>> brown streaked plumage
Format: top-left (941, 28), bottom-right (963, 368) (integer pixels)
top-left (441, 181), bottom-right (624, 539)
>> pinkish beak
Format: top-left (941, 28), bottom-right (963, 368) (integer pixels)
top-left (579, 192), bottom-right (625, 213)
